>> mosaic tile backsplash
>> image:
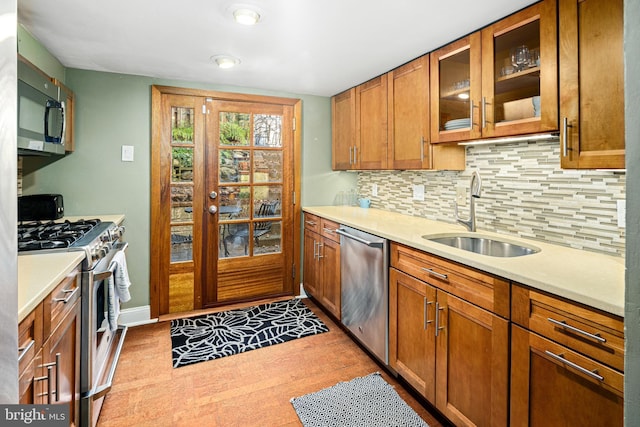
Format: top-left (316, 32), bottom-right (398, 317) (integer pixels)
top-left (356, 139), bottom-right (626, 257)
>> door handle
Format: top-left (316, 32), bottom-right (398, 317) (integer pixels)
top-left (208, 205), bottom-right (218, 214)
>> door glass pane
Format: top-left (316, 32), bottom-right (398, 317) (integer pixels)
top-left (253, 186), bottom-right (282, 217)
top-left (219, 112), bottom-right (250, 146)
top-left (439, 49), bottom-right (471, 131)
top-left (219, 186), bottom-right (250, 220)
top-left (172, 147), bottom-right (193, 182)
top-left (253, 150), bottom-right (283, 183)
top-left (171, 225), bottom-right (193, 262)
top-left (171, 107), bottom-right (194, 145)
top-left (171, 186), bottom-right (192, 222)
top-left (493, 20), bottom-right (541, 123)
top-left (254, 221), bottom-right (281, 255)
top-left (220, 223), bottom-right (249, 258)
top-left (254, 114), bottom-right (282, 147)
top-left (219, 149), bottom-right (250, 183)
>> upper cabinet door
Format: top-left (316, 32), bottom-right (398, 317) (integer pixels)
top-left (355, 75), bottom-right (388, 170)
top-left (430, 34), bottom-right (483, 144)
top-left (388, 55), bottom-right (431, 169)
top-left (331, 88), bottom-right (356, 170)
top-left (481, 0), bottom-right (558, 138)
top-left (559, 0), bottom-right (624, 169)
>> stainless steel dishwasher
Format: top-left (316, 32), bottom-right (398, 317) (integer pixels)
top-left (335, 225), bottom-right (389, 365)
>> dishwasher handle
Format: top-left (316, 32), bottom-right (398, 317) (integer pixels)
top-left (336, 228), bottom-right (383, 247)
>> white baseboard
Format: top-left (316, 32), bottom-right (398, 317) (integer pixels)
top-left (119, 305), bottom-right (157, 327)
top-left (298, 282), bottom-right (308, 298)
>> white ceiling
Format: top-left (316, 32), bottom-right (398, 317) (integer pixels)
top-left (18, 0), bottom-right (538, 97)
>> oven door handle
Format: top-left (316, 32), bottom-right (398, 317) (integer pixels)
top-left (93, 270), bottom-right (113, 282)
top-left (82, 325), bottom-right (128, 400)
top-left (92, 242), bottom-right (129, 281)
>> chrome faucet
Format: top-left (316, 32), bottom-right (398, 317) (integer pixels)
top-left (455, 171), bottom-right (482, 232)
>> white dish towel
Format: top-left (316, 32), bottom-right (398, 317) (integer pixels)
top-left (107, 250), bottom-right (132, 331)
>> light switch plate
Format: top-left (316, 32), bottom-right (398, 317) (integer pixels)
top-left (412, 184), bottom-right (425, 201)
top-left (121, 145), bottom-right (134, 162)
top-left (456, 187), bottom-right (466, 204)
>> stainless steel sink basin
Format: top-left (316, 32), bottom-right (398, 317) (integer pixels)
top-left (423, 233), bottom-right (541, 257)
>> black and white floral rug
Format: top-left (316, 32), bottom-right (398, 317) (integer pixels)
top-left (170, 298), bottom-right (329, 368)
top-left (291, 372), bottom-right (429, 427)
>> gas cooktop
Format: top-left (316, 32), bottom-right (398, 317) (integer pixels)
top-left (18, 218), bottom-right (103, 252)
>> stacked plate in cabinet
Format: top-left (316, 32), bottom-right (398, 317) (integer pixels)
top-left (444, 118), bottom-right (471, 130)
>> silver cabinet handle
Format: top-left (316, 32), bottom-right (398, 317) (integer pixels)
top-left (322, 227), bottom-right (336, 234)
top-left (53, 286), bottom-right (79, 304)
top-left (420, 137), bottom-right (425, 161)
top-left (304, 220), bottom-right (317, 226)
top-left (562, 117), bottom-right (574, 157)
top-left (469, 100), bottom-right (475, 129)
top-left (18, 339), bottom-right (35, 363)
top-left (547, 317), bottom-right (607, 343)
top-left (349, 146), bottom-right (353, 165)
top-left (544, 350), bottom-right (604, 382)
top-left (34, 371), bottom-right (50, 403)
top-left (423, 298), bottom-right (433, 331)
top-left (353, 146), bottom-right (357, 164)
top-left (421, 268), bottom-right (448, 281)
top-left (316, 242), bottom-right (324, 259)
top-left (40, 353), bottom-right (60, 402)
top-left (312, 241), bottom-right (318, 260)
top-left (434, 302), bottom-right (445, 337)
top-left (481, 96), bottom-right (487, 129)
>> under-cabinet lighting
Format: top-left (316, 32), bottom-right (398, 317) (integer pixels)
top-left (458, 133), bottom-right (558, 146)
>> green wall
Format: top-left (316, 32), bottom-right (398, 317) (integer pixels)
top-left (21, 68), bottom-right (356, 309)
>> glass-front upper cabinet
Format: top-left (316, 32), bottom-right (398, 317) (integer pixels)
top-left (431, 0), bottom-right (557, 143)
top-left (480, 0), bottom-right (558, 138)
top-left (430, 33), bottom-right (482, 143)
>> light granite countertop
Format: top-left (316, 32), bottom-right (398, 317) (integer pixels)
top-left (18, 214), bottom-right (126, 323)
top-left (303, 206), bottom-right (625, 317)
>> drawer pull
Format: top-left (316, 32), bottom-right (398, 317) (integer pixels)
top-left (422, 268), bottom-right (448, 281)
top-left (305, 220), bottom-right (317, 226)
top-left (544, 350), bottom-right (604, 382)
top-left (547, 317), bottom-right (607, 343)
top-left (322, 227), bottom-right (336, 234)
top-left (53, 286), bottom-right (79, 304)
top-left (18, 339), bottom-right (35, 363)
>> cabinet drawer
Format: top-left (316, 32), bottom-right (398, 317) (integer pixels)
top-left (390, 243), bottom-right (510, 318)
top-left (320, 218), bottom-right (341, 243)
top-left (18, 303), bottom-right (43, 374)
top-left (512, 284), bottom-right (624, 372)
top-left (303, 213), bottom-right (321, 234)
top-left (44, 266), bottom-right (81, 338)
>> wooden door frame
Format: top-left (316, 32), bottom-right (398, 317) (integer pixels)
top-left (150, 85), bottom-right (302, 319)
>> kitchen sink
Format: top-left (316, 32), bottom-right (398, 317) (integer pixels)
top-left (423, 233), bottom-right (541, 257)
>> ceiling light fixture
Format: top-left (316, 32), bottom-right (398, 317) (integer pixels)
top-left (211, 55), bottom-right (240, 69)
top-left (233, 7), bottom-right (260, 25)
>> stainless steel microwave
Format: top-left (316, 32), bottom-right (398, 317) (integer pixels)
top-left (17, 57), bottom-right (66, 156)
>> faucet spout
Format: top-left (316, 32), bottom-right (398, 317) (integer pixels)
top-left (455, 171), bottom-right (482, 232)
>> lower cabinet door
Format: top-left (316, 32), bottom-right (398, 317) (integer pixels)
top-left (510, 325), bottom-right (623, 427)
top-left (42, 300), bottom-right (81, 427)
top-left (319, 237), bottom-right (341, 319)
top-left (389, 268), bottom-right (437, 402)
top-left (303, 231), bottom-right (320, 298)
top-left (435, 291), bottom-right (509, 427)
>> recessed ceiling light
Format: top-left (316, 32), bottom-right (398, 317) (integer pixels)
top-left (211, 55), bottom-right (241, 69)
top-left (233, 7), bottom-right (260, 25)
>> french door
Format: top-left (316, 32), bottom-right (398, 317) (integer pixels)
top-left (151, 86), bottom-right (301, 317)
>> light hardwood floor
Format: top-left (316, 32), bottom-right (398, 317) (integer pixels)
top-left (98, 297), bottom-right (447, 427)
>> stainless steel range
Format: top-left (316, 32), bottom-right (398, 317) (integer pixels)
top-left (18, 219), bottom-right (129, 427)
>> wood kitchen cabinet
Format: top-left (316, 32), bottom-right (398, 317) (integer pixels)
top-left (389, 243), bottom-right (510, 427)
top-left (388, 55), bottom-right (465, 170)
top-left (303, 214), bottom-right (341, 319)
top-left (52, 78), bottom-right (75, 153)
top-left (431, 0), bottom-right (557, 143)
top-left (559, 0), bottom-right (625, 169)
top-left (18, 265), bottom-right (81, 426)
top-left (332, 76), bottom-right (388, 170)
top-left (331, 88), bottom-right (356, 170)
top-left (510, 284), bottom-right (624, 426)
